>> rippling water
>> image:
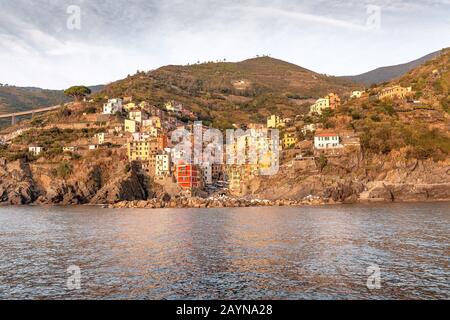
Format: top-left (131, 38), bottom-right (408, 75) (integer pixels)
top-left (0, 203), bottom-right (449, 300)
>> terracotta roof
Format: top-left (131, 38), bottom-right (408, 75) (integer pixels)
top-left (315, 132), bottom-right (339, 137)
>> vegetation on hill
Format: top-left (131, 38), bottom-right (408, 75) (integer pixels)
top-left (64, 86), bottom-right (92, 102)
top-left (94, 57), bottom-right (358, 128)
top-left (340, 49), bottom-right (450, 161)
top-left (0, 86), bottom-right (68, 114)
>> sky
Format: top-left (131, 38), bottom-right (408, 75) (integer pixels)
top-left (0, 0), bottom-right (449, 89)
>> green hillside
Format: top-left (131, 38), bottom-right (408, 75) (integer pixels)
top-left (95, 57), bottom-right (359, 128)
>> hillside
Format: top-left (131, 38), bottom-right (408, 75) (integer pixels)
top-left (0, 85), bottom-right (104, 115)
top-left (342, 48), bottom-right (450, 161)
top-left (96, 57), bottom-right (359, 128)
top-left (342, 50), bottom-right (443, 86)
top-left (0, 51), bottom-right (449, 206)
top-left (0, 86), bottom-right (68, 114)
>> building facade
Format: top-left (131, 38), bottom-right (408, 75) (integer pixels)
top-left (176, 164), bottom-right (200, 189)
top-left (378, 85), bottom-right (412, 100)
top-left (103, 98), bottom-right (123, 115)
top-left (314, 133), bottom-right (343, 149)
top-left (156, 154), bottom-right (171, 177)
top-left (310, 98), bottom-right (330, 115)
top-left (267, 115), bottom-right (284, 129)
top-left (125, 119), bottom-right (140, 133)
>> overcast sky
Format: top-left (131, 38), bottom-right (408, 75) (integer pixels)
top-left (0, 0), bottom-right (449, 89)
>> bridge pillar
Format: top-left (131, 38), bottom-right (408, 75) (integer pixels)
top-left (11, 115), bottom-right (16, 125)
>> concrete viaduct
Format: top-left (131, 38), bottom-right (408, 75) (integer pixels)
top-left (0, 105), bottom-right (62, 125)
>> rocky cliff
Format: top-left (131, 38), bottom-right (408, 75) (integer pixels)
top-left (0, 150), bottom-right (449, 206)
top-left (0, 158), bottom-right (152, 205)
top-left (250, 149), bottom-right (450, 203)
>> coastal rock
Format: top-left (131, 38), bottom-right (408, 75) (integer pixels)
top-left (90, 170), bottom-right (147, 204)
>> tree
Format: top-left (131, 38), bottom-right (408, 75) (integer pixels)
top-left (64, 86), bottom-right (91, 102)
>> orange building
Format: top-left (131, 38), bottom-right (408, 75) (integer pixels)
top-left (157, 135), bottom-right (168, 150)
top-left (176, 164), bottom-right (200, 189)
top-left (328, 93), bottom-right (341, 111)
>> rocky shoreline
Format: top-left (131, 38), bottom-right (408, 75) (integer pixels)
top-left (106, 195), bottom-right (450, 209)
top-left (108, 196), bottom-right (327, 209)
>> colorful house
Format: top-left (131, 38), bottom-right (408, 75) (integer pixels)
top-left (124, 119), bottom-right (140, 133)
top-left (378, 85), bottom-right (412, 100)
top-left (310, 98), bottom-right (330, 115)
top-left (267, 115), bottom-right (284, 129)
top-left (310, 93), bottom-right (341, 115)
top-left (176, 164), bottom-right (200, 189)
top-left (314, 132), bottom-right (343, 150)
top-left (103, 98), bottom-right (123, 115)
top-left (283, 132), bottom-right (298, 149)
top-left (128, 138), bottom-right (160, 163)
top-left (351, 91), bottom-right (363, 99)
top-left (129, 109), bottom-right (147, 123)
top-left (29, 146), bottom-right (43, 156)
top-left (124, 102), bottom-right (137, 112)
top-left (156, 153), bottom-right (171, 177)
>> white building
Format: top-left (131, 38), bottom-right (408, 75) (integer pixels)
top-left (302, 124), bottom-right (317, 135)
top-left (103, 98), bottom-right (123, 115)
top-left (351, 91), bottom-right (363, 99)
top-left (132, 132), bottom-right (151, 142)
top-left (96, 133), bottom-right (105, 145)
top-left (314, 133), bottom-right (343, 150)
top-left (89, 145), bottom-right (98, 150)
top-left (156, 154), bottom-right (171, 177)
top-left (29, 146), bottom-right (43, 156)
top-left (129, 110), bottom-right (147, 123)
top-left (165, 101), bottom-right (183, 113)
top-left (63, 146), bottom-right (77, 153)
top-left (201, 165), bottom-right (213, 185)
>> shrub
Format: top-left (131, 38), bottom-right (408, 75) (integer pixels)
top-left (351, 111), bottom-right (362, 120)
top-left (54, 161), bottom-right (73, 179)
top-left (370, 114), bottom-right (381, 122)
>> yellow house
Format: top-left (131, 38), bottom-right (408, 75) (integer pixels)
top-left (378, 85), bottom-right (412, 100)
top-left (228, 166), bottom-right (244, 196)
top-left (283, 132), bottom-right (297, 149)
top-left (124, 119), bottom-right (140, 133)
top-left (310, 98), bottom-right (330, 115)
top-left (165, 101), bottom-right (175, 112)
top-left (124, 102), bottom-right (137, 111)
top-left (143, 116), bottom-right (162, 129)
top-left (128, 140), bottom-right (151, 161)
top-left (267, 115), bottom-right (284, 129)
top-left (129, 110), bottom-right (147, 123)
top-left (142, 126), bottom-right (160, 138)
top-left (96, 132), bottom-right (105, 145)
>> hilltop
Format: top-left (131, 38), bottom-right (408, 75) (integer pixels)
top-left (96, 56), bottom-right (359, 128)
top-left (342, 50), bottom-right (443, 86)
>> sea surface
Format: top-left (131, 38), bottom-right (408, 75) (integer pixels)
top-left (0, 202), bottom-right (449, 300)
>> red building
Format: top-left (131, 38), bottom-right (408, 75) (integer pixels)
top-left (176, 164), bottom-right (200, 189)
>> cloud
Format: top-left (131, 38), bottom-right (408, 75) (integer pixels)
top-left (0, 0), bottom-right (449, 88)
